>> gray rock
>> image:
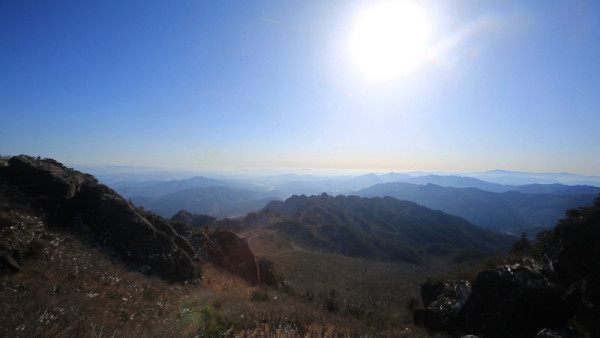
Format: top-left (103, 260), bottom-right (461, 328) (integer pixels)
top-left (414, 279), bottom-right (471, 331)
top-left (535, 328), bottom-right (562, 338)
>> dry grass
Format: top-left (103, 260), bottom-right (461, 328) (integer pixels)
top-left (243, 229), bottom-right (458, 335)
top-left (1, 225), bottom-right (436, 337)
top-left (0, 228), bottom-right (190, 337)
top-left (0, 198), bottom-right (454, 337)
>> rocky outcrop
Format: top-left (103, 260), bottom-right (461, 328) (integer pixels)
top-left (5, 156), bottom-right (93, 199)
top-left (1, 155), bottom-right (200, 282)
top-left (415, 258), bottom-right (567, 337)
top-left (172, 210), bottom-right (217, 229)
top-left (204, 228), bottom-right (259, 283)
top-left (186, 227), bottom-right (267, 285)
top-left (415, 194), bottom-right (600, 337)
top-left (174, 211), bottom-right (280, 286)
top-left (462, 258), bottom-right (566, 337)
top-left (413, 280), bottom-right (471, 332)
top-left (2, 155), bottom-right (277, 285)
top-left (544, 195), bottom-right (600, 337)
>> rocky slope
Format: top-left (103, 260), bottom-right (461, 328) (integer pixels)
top-left (0, 155), bottom-right (267, 285)
top-left (414, 194), bottom-right (600, 337)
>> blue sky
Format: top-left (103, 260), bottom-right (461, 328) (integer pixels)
top-left (2, 1), bottom-right (599, 175)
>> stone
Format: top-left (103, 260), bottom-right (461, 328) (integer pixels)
top-left (413, 279), bottom-right (471, 332)
top-left (461, 258), bottom-right (567, 337)
top-left (534, 328), bottom-right (562, 338)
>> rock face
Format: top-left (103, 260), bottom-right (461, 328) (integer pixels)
top-left (183, 226), bottom-right (278, 286)
top-left (416, 258), bottom-right (567, 337)
top-left (415, 194), bottom-right (600, 337)
top-left (199, 228), bottom-right (260, 284)
top-left (545, 196), bottom-right (600, 337)
top-left (461, 258), bottom-right (566, 337)
top-left (1, 155), bottom-right (201, 282)
top-left (5, 156), bottom-right (90, 199)
top-left (414, 280), bottom-right (471, 332)
top-left (1, 155), bottom-right (275, 286)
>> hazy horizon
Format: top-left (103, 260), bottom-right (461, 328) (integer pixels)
top-left (2, 1), bottom-right (599, 175)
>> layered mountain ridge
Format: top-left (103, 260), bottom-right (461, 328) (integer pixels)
top-left (110, 171), bottom-right (599, 234)
top-left (358, 182), bottom-right (597, 233)
top-left (177, 193), bottom-right (512, 264)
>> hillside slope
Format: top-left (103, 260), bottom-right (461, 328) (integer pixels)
top-left (179, 194), bottom-right (512, 264)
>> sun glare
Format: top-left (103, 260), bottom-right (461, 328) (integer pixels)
top-left (348, 1), bottom-right (434, 81)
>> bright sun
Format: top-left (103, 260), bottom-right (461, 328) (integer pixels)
top-left (348, 1), bottom-right (433, 81)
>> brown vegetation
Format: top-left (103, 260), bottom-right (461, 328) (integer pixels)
top-left (0, 156), bottom-right (462, 336)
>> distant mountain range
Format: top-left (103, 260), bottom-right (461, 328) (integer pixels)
top-left (107, 170), bottom-right (600, 234)
top-left (131, 186), bottom-right (285, 218)
top-left (176, 194), bottom-right (513, 264)
top-left (465, 169), bottom-right (600, 186)
top-left (109, 172), bottom-right (600, 199)
top-left (357, 183), bottom-right (598, 233)
top-left (114, 176), bottom-right (228, 197)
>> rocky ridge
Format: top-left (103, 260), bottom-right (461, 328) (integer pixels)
top-left (0, 155), bottom-right (269, 285)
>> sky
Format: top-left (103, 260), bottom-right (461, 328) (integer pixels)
top-left (2, 1), bottom-right (599, 175)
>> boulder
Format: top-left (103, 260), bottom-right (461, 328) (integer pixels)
top-left (415, 257), bottom-right (568, 337)
top-left (413, 279), bottom-right (471, 332)
top-left (534, 328), bottom-right (562, 338)
top-left (461, 258), bottom-right (567, 337)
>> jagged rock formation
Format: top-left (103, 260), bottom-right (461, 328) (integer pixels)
top-left (0, 155), bottom-right (269, 285)
top-left (172, 209), bottom-right (217, 229)
top-left (1, 155), bottom-right (201, 282)
top-left (414, 194), bottom-right (600, 337)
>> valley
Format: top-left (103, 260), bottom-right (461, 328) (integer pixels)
top-left (1, 155), bottom-right (599, 337)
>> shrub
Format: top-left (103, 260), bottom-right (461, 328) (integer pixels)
top-left (325, 289), bottom-right (339, 312)
top-left (510, 232), bottom-right (532, 255)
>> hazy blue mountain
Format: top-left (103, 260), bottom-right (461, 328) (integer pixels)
top-left (403, 175), bottom-right (512, 192)
top-left (379, 172), bottom-right (412, 182)
top-left (356, 182), bottom-right (597, 233)
top-left (467, 170), bottom-right (600, 186)
top-left (267, 180), bottom-right (347, 196)
top-left (513, 183), bottom-right (600, 195)
top-left (269, 174), bottom-right (386, 196)
top-left (77, 165), bottom-right (202, 184)
top-left (115, 176), bottom-right (228, 198)
top-left (131, 186), bottom-right (285, 218)
top-left (343, 173), bottom-right (383, 188)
